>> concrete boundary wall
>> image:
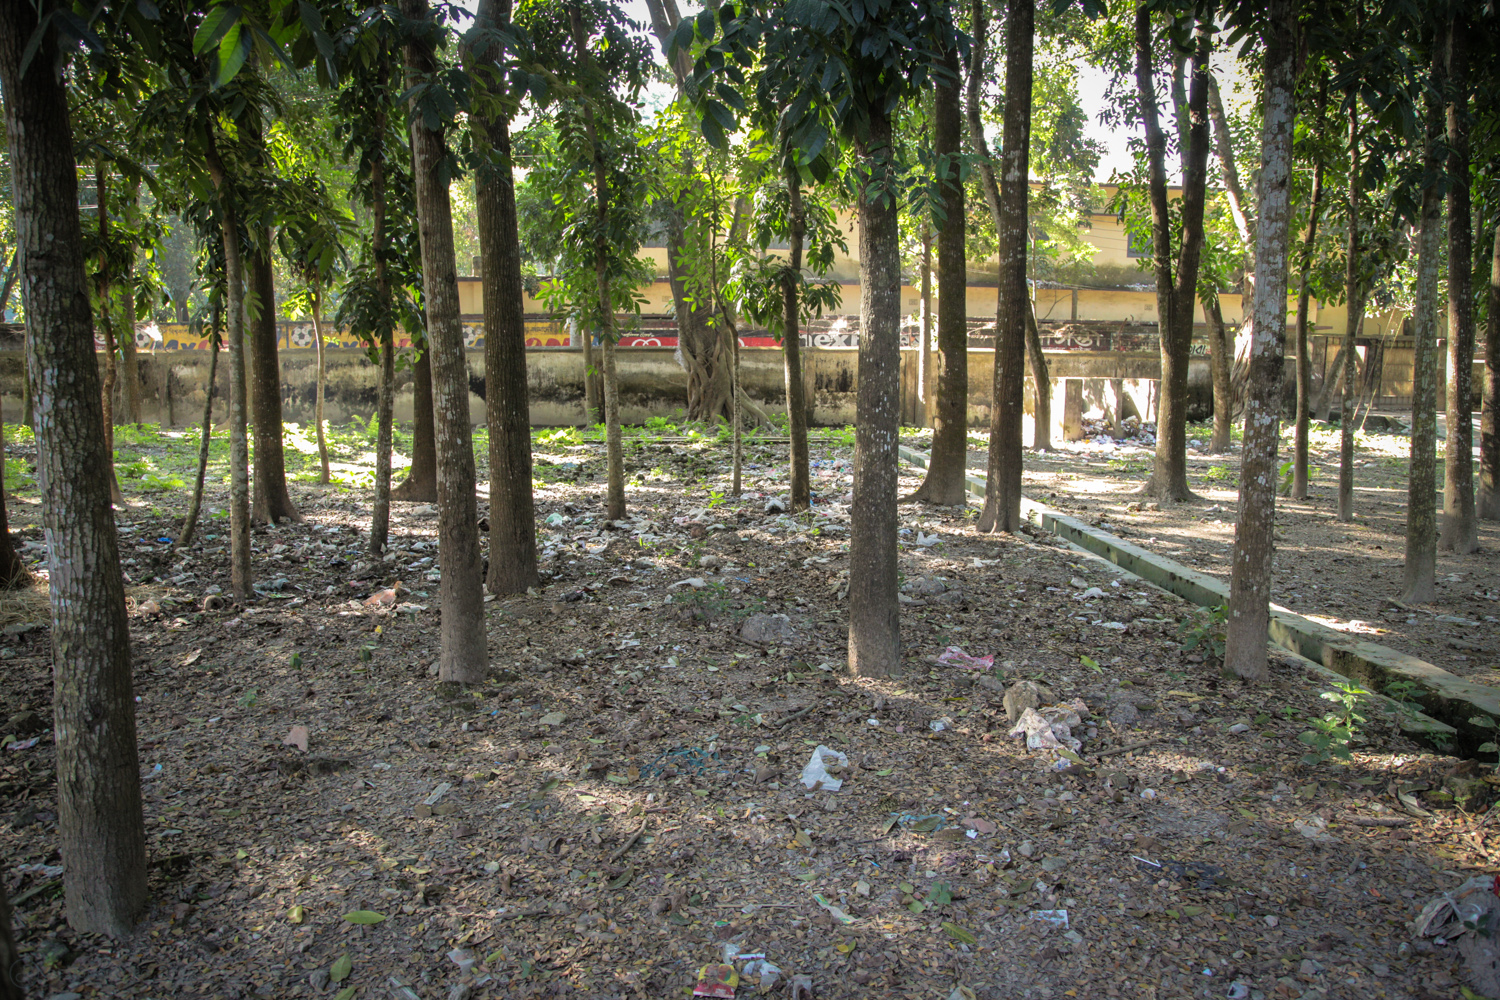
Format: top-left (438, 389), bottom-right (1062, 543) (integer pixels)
top-left (894, 444), bottom-right (1487, 752)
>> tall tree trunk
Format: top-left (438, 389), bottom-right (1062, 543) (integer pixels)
top-left (203, 132), bottom-right (253, 603)
top-left (369, 65), bottom-right (396, 553)
top-left (919, 217), bottom-right (933, 428)
top-left (910, 36), bottom-right (967, 504)
top-left (1207, 72), bottom-right (1252, 248)
top-left (567, 4), bottom-right (626, 520)
top-left (472, 0), bottom-right (539, 594)
top-left (581, 322), bottom-right (602, 425)
top-left (0, 249), bottom-right (18, 318)
top-left (1480, 218), bottom-right (1500, 520)
top-left (1224, 0), bottom-right (1293, 683)
top-left (1140, 3), bottom-right (1211, 502)
top-left (847, 104), bottom-right (903, 678)
top-left (0, 419), bottom-right (29, 587)
top-left (176, 324), bottom-right (219, 551)
top-left (976, 0), bottom-right (1033, 532)
top-left (94, 162), bottom-right (124, 505)
top-left (311, 284), bottom-right (330, 484)
top-left (393, 345), bottom-right (438, 500)
top-left (1440, 16), bottom-right (1476, 553)
top-left (1292, 151), bottom-right (1326, 498)
top-left (641, 0), bottom-right (726, 423)
top-left (118, 196), bottom-right (142, 426)
top-left (1403, 67), bottom-right (1445, 605)
top-left (782, 164), bottom-right (811, 510)
top-left (1205, 295), bottom-right (1233, 452)
top-left (245, 238), bottom-right (300, 523)
top-left (1025, 299), bottom-right (1051, 449)
top-left (0, 0), bottom-right (148, 935)
top-left (402, 0), bottom-right (489, 684)
top-left (1338, 102), bottom-right (1363, 522)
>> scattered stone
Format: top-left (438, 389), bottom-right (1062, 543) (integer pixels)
top-left (1107, 701), bottom-right (1140, 727)
top-left (740, 613), bottom-right (797, 645)
top-left (1002, 680), bottom-right (1057, 723)
top-left (698, 554), bottom-right (723, 570)
top-left (308, 969), bottom-right (330, 992)
top-left (901, 576), bottom-right (948, 597)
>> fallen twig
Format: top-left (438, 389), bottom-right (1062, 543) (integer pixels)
top-left (609, 817), bottom-right (649, 864)
top-left (1090, 738), bottom-right (1169, 758)
top-left (771, 703), bottom-right (817, 729)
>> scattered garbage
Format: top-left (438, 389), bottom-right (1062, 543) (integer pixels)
top-left (741, 957), bottom-right (781, 991)
top-left (790, 973), bottom-right (814, 999)
top-left (642, 745), bottom-right (725, 780)
top-left (1007, 700), bottom-right (1089, 752)
top-left (693, 963), bottom-right (738, 998)
top-left (1134, 856), bottom-right (1222, 889)
top-left (892, 812), bottom-right (947, 833)
top-left (812, 893), bottom-right (855, 924)
top-left (764, 498), bottom-right (787, 514)
top-left (1293, 814), bottom-right (1338, 843)
top-left (4, 737), bottom-right (41, 751)
top-left (1226, 982), bottom-right (1251, 999)
top-left (544, 512), bottom-right (569, 526)
top-left (1030, 909), bottom-right (1069, 930)
top-left (1414, 876), bottom-right (1500, 998)
top-left (670, 577), bottom-right (707, 590)
top-left (928, 716), bottom-right (955, 732)
top-left (283, 725), bottom-right (310, 753)
top-left (800, 745), bottom-right (849, 791)
top-left (936, 646), bottom-right (994, 670)
top-left (1002, 679), bottom-right (1056, 723)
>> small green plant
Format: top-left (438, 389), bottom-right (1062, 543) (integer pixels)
top-left (1177, 603), bottom-right (1228, 664)
top-left (1203, 464), bottom-right (1237, 485)
top-left (1079, 654), bottom-right (1103, 674)
top-left (1278, 460), bottom-right (1294, 496)
top-left (706, 489), bottom-right (727, 511)
top-left (236, 688), bottom-right (259, 708)
top-left (1383, 679), bottom-right (1426, 726)
top-left (1469, 715), bottom-right (1500, 770)
top-left (1297, 682), bottom-right (1370, 766)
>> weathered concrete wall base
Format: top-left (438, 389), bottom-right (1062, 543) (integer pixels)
top-left (895, 444), bottom-right (1480, 752)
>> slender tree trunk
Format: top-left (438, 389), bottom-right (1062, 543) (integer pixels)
top-left (729, 298), bottom-right (742, 494)
top-left (1207, 73), bottom-right (1252, 248)
top-left (20, 323), bottom-right (32, 430)
top-left (118, 199), bottom-right (142, 426)
top-left (1480, 218), bottom-right (1500, 520)
top-left (1403, 70), bottom-right (1445, 605)
top-left (311, 284), bottom-right (329, 484)
top-left (1338, 102), bottom-right (1363, 522)
top-left (0, 0), bottom-right (148, 935)
top-left (1292, 152), bottom-right (1326, 498)
top-left (1203, 296), bottom-right (1232, 452)
top-left (567, 4), bottom-right (626, 520)
top-left (368, 65), bottom-right (396, 553)
top-left (1025, 299), bottom-right (1051, 449)
top-left (911, 36), bottom-right (967, 504)
top-left (1141, 3), bottom-right (1211, 502)
top-left (203, 132), bottom-right (253, 603)
top-left (847, 104), bottom-right (903, 678)
top-left (94, 162), bottom-right (124, 505)
top-left (782, 164), bottom-right (811, 510)
top-left (393, 345), bottom-right (438, 500)
top-left (1440, 16), bottom-right (1476, 553)
top-left (919, 218), bottom-right (933, 428)
top-left (0, 419), bottom-right (29, 588)
top-left (581, 323), bottom-right (602, 425)
top-left (176, 324), bottom-right (219, 551)
top-left (977, 0), bottom-right (1033, 533)
top-left (1224, 0), bottom-right (1293, 682)
top-left (0, 249), bottom-right (18, 318)
top-left (0, 884), bottom-right (21, 1000)
top-left (245, 238), bottom-right (300, 523)
top-left (472, 0), bottom-right (539, 594)
top-left (402, 0), bottom-right (488, 684)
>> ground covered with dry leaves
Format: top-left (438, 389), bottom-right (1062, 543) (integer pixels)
top-left (1, 429), bottom-right (1492, 1000)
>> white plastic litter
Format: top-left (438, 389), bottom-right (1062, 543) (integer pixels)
top-left (1007, 700), bottom-right (1089, 752)
top-left (800, 745), bottom-right (850, 791)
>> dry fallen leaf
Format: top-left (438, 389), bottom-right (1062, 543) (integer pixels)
top-left (182, 648), bottom-right (203, 667)
top-left (283, 725), bottom-right (310, 753)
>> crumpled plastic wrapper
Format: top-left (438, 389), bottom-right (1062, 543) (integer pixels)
top-left (1007, 700), bottom-right (1090, 752)
top-left (1413, 875), bottom-right (1500, 998)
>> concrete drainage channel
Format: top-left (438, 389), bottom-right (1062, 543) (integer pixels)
top-left (895, 444), bottom-right (1498, 754)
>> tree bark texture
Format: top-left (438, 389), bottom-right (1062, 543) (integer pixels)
top-left (473, 0), bottom-right (540, 594)
top-left (1207, 73), bottom-right (1251, 248)
top-left (402, 0), bottom-right (489, 684)
top-left (1403, 78), bottom-right (1445, 605)
top-left (312, 285), bottom-right (329, 484)
top-left (393, 346), bottom-right (438, 501)
top-left (910, 39), bottom-right (967, 505)
top-left (369, 81), bottom-right (396, 552)
top-left (203, 132), bottom-right (253, 603)
top-left (1204, 296), bottom-right (1232, 453)
top-left (919, 219), bottom-right (932, 428)
top-left (0, 0), bottom-right (149, 935)
top-left (175, 324), bottom-right (219, 551)
top-left (1439, 16), bottom-right (1476, 554)
top-left (1224, 0), bottom-right (1293, 683)
top-left (1025, 301), bottom-right (1051, 450)
top-left (0, 419), bottom-right (29, 588)
top-left (782, 165), bottom-right (811, 510)
top-left (1138, 2), bottom-right (1211, 502)
top-left (245, 239), bottom-right (300, 523)
top-left (118, 214), bottom-right (142, 426)
top-left (1338, 101), bottom-right (1363, 521)
top-left (847, 107), bottom-right (902, 679)
top-left (1480, 219), bottom-right (1500, 520)
top-left (1292, 153), bottom-right (1325, 498)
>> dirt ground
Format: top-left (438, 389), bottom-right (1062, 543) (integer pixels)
top-left (938, 418), bottom-right (1500, 684)
top-left (0, 427), bottom-right (1495, 1000)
